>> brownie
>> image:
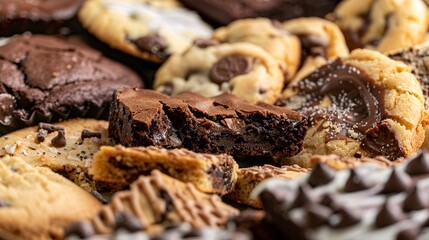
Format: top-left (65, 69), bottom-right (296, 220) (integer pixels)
top-left (178, 0), bottom-right (341, 26)
top-left (0, 35), bottom-right (143, 135)
top-left (0, 0), bottom-right (84, 36)
top-left (108, 88), bottom-right (308, 157)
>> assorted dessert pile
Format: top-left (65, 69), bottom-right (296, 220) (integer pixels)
top-left (2, 0), bottom-right (429, 239)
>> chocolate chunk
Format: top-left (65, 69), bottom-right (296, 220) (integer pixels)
top-left (114, 212), bottom-right (145, 232)
top-left (403, 185), bottom-right (428, 212)
top-left (375, 200), bottom-right (405, 228)
top-left (289, 185), bottom-right (315, 209)
top-left (306, 204), bottom-right (331, 228)
top-left (209, 55), bottom-right (252, 85)
top-left (81, 129), bottom-right (102, 141)
top-left (39, 123), bottom-right (64, 133)
top-left (135, 34), bottom-right (169, 59)
top-left (307, 163), bottom-right (335, 187)
top-left (381, 168), bottom-right (412, 194)
top-left (109, 89), bottom-right (307, 157)
top-left (344, 169), bottom-right (372, 192)
top-left (298, 34), bottom-right (329, 59)
top-left (194, 38), bottom-right (220, 48)
top-left (396, 227), bottom-right (420, 240)
top-left (37, 129), bottom-right (48, 143)
top-left (0, 94), bottom-right (16, 124)
top-left (320, 193), bottom-right (342, 211)
top-left (405, 151), bottom-right (429, 175)
top-left (51, 130), bottom-right (66, 148)
top-left (332, 207), bottom-right (361, 228)
top-left (64, 221), bottom-right (96, 238)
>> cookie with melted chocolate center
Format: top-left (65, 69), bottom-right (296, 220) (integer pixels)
top-left (276, 49), bottom-right (425, 167)
top-left (328, 0), bottom-right (429, 53)
top-left (154, 42), bottom-right (284, 104)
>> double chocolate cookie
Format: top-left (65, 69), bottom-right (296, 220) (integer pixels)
top-left (328, 0), bottom-right (429, 53)
top-left (178, 0), bottom-right (341, 26)
top-left (154, 42), bottom-right (284, 104)
top-left (78, 0), bottom-right (212, 63)
top-left (0, 35), bottom-right (143, 135)
top-left (277, 49), bottom-right (426, 167)
top-left (109, 89), bottom-right (308, 158)
top-left (0, 0), bottom-right (84, 36)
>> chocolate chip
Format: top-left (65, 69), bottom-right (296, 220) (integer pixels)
top-left (114, 212), bottom-right (145, 232)
top-left (403, 184), bottom-right (428, 212)
top-left (209, 55), bottom-right (252, 85)
top-left (193, 38), bottom-right (220, 48)
top-left (135, 34), bottom-right (169, 59)
top-left (307, 163), bottom-right (335, 187)
top-left (289, 185), bottom-right (315, 209)
top-left (37, 129), bottom-right (48, 143)
top-left (375, 200), bottom-right (405, 228)
top-left (381, 168), bottom-right (412, 194)
top-left (332, 207), bottom-right (360, 228)
top-left (344, 169), bottom-right (372, 192)
top-left (51, 130), bottom-right (66, 148)
top-left (64, 220), bottom-right (95, 238)
top-left (306, 204), bottom-right (331, 228)
top-left (81, 129), bottom-right (102, 141)
top-left (396, 226), bottom-right (420, 240)
top-left (405, 151), bottom-right (429, 175)
top-left (39, 123), bottom-right (64, 133)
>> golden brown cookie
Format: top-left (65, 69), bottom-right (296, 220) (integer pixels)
top-left (0, 156), bottom-right (102, 239)
top-left (282, 17), bottom-right (349, 84)
top-left (66, 170), bottom-right (239, 237)
top-left (276, 49), bottom-right (426, 167)
top-left (388, 43), bottom-right (429, 151)
top-left (90, 145), bottom-right (238, 195)
top-left (213, 18), bottom-right (301, 83)
top-left (0, 119), bottom-right (114, 193)
top-left (328, 0), bottom-right (429, 53)
top-left (154, 42), bottom-right (284, 104)
top-left (226, 165), bottom-right (309, 208)
top-left (309, 154), bottom-right (405, 170)
top-left (79, 0), bottom-right (212, 63)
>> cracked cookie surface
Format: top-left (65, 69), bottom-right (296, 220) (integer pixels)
top-left (276, 49), bottom-right (426, 167)
top-left (0, 35), bottom-right (143, 135)
top-left (78, 0), bottom-right (212, 63)
top-left (328, 0), bottom-right (429, 53)
top-left (154, 42), bottom-right (284, 104)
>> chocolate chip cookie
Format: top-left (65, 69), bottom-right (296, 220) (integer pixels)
top-left (154, 42), bottom-right (284, 104)
top-left (213, 18), bottom-right (301, 84)
top-left (277, 49), bottom-right (426, 167)
top-left (282, 17), bottom-right (349, 84)
top-left (78, 0), bottom-right (212, 63)
top-left (0, 35), bottom-right (143, 135)
top-left (0, 155), bottom-right (101, 239)
top-left (328, 0), bottom-right (429, 53)
top-left (90, 145), bottom-right (238, 195)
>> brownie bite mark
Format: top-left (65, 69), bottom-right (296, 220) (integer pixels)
top-left (154, 42), bottom-right (284, 104)
top-left (328, 0), bottom-right (429, 53)
top-left (108, 89), bottom-right (308, 158)
top-left (0, 35), bottom-right (142, 134)
top-left (277, 49), bottom-right (425, 167)
top-left (0, 0), bottom-right (84, 36)
top-left (78, 0), bottom-right (212, 63)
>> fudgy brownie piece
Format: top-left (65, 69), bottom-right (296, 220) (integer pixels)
top-left (109, 89), bottom-right (308, 157)
top-left (178, 0), bottom-right (341, 25)
top-left (0, 0), bottom-right (84, 36)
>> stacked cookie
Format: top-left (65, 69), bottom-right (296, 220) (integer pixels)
top-left (2, 0), bottom-right (429, 239)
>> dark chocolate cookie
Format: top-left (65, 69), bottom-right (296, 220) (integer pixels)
top-left (0, 35), bottom-right (143, 135)
top-left (0, 0), bottom-right (84, 36)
